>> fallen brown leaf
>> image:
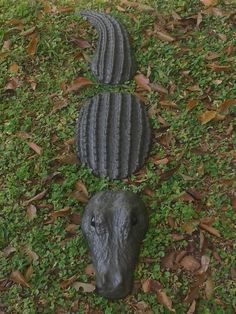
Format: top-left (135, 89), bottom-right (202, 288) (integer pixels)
top-left (24, 189), bottom-right (47, 206)
top-left (187, 85), bottom-right (202, 92)
top-left (51, 97), bottom-right (68, 114)
top-left (160, 100), bottom-right (178, 109)
top-left (187, 300), bottom-right (196, 314)
top-left (207, 63), bottom-right (230, 72)
top-left (27, 34), bottom-right (39, 56)
top-left (70, 212), bottom-right (81, 225)
top-left (120, 0), bottom-right (154, 12)
top-left (23, 247), bottom-right (39, 262)
top-left (155, 31), bottom-right (175, 42)
top-left (180, 255), bottom-right (201, 272)
top-left (26, 204), bottom-right (37, 221)
top-left (149, 83), bottom-right (168, 94)
top-left (178, 192), bottom-right (195, 203)
top-left (5, 77), bottom-right (21, 90)
top-left (200, 0), bottom-right (218, 6)
top-left (10, 270), bottom-right (31, 288)
top-left (205, 277), bottom-right (214, 299)
top-left (66, 77), bottom-right (92, 93)
top-left (3, 40), bottom-right (11, 50)
top-left (27, 142), bottom-right (42, 155)
top-left (161, 251), bottom-right (176, 269)
top-left (186, 99), bottom-right (198, 112)
top-left (3, 246), bottom-right (16, 258)
top-left (9, 63), bottom-right (19, 74)
top-left (199, 223), bottom-right (221, 237)
top-left (21, 26), bottom-right (36, 36)
top-left (218, 99), bottom-right (236, 114)
top-left (150, 156), bottom-right (169, 165)
top-left (72, 281), bottom-right (95, 292)
top-left (24, 265), bottom-right (33, 281)
top-left (85, 264), bottom-right (95, 276)
top-left (55, 153), bottom-right (78, 164)
top-left (134, 73), bottom-right (151, 91)
top-left (142, 279), bottom-right (162, 293)
top-left (198, 110), bottom-right (217, 124)
top-left (65, 224), bottom-right (77, 234)
top-left (0, 51), bottom-right (9, 59)
top-left (60, 275), bottom-right (77, 289)
top-left (75, 181), bottom-right (88, 197)
top-left (50, 207), bottom-right (71, 220)
top-left (205, 51), bottom-right (221, 60)
top-left (196, 12), bottom-right (203, 27)
top-left (198, 255), bottom-right (210, 274)
top-left (157, 290), bottom-right (175, 313)
top-left (70, 191), bottom-right (88, 204)
top-left (69, 35), bottom-right (91, 48)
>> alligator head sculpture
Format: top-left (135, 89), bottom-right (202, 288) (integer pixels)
top-left (81, 191), bottom-right (148, 299)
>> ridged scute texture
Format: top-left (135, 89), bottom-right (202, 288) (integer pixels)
top-left (76, 92), bottom-right (151, 179)
top-left (81, 10), bottom-right (136, 84)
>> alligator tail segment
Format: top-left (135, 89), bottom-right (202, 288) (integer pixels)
top-left (81, 11), bottom-right (136, 84)
top-left (76, 92), bottom-right (151, 179)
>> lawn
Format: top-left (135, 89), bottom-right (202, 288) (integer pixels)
top-left (0, 0), bottom-right (235, 313)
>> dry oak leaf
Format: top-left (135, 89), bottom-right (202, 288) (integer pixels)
top-left (10, 270), bottom-right (31, 288)
top-left (20, 26), bottom-right (36, 36)
top-left (155, 31), bottom-right (175, 42)
top-left (26, 204), bottom-right (37, 220)
top-left (70, 212), bottom-right (81, 225)
top-left (85, 264), bottom-right (95, 276)
top-left (5, 77), bottom-right (21, 90)
top-left (24, 265), bottom-right (33, 281)
top-left (205, 277), bottom-right (214, 299)
top-left (66, 77), bottom-right (92, 93)
top-left (186, 99), bottom-right (198, 112)
top-left (24, 189), bottom-right (47, 206)
top-left (9, 63), bottom-right (19, 74)
top-left (134, 73), bottom-right (151, 92)
top-left (207, 63), bottom-right (230, 72)
top-left (198, 110), bottom-right (217, 124)
top-left (199, 223), bottom-right (221, 237)
top-left (60, 275), bottom-right (77, 289)
top-left (200, 0), bottom-right (218, 6)
top-left (27, 34), bottom-right (39, 56)
top-left (50, 207), bottom-right (71, 220)
top-left (157, 290), bottom-right (176, 313)
top-left (160, 100), bottom-right (178, 109)
top-left (27, 142), bottom-right (42, 155)
top-left (3, 246), bottom-right (16, 258)
top-left (23, 247), bottom-right (39, 262)
top-left (187, 300), bottom-right (196, 314)
top-left (72, 281), bottom-right (95, 292)
top-left (180, 255), bottom-right (201, 272)
top-left (142, 279), bottom-right (162, 293)
top-left (218, 99), bottom-right (236, 114)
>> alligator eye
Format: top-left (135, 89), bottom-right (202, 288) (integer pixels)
top-left (131, 214), bottom-right (138, 226)
top-left (91, 216), bottom-right (95, 227)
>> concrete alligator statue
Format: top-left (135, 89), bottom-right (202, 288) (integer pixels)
top-left (81, 11), bottom-right (136, 84)
top-left (76, 11), bottom-right (151, 299)
top-left (81, 191), bottom-right (148, 299)
top-left (76, 92), bottom-right (151, 179)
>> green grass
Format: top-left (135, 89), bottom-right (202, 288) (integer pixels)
top-left (0, 0), bottom-right (235, 313)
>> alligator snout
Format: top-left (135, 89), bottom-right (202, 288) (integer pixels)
top-left (96, 269), bottom-right (131, 299)
top-left (81, 191), bottom-right (148, 299)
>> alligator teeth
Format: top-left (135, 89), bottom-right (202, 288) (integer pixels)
top-left (81, 11), bottom-right (136, 84)
top-left (76, 92), bottom-right (151, 179)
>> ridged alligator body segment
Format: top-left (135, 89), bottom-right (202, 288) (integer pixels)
top-left (81, 11), bottom-right (136, 84)
top-left (76, 92), bottom-right (151, 179)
